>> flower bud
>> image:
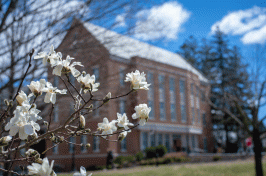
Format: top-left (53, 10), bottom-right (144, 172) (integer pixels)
top-left (0, 135), bottom-right (12, 146)
top-left (79, 115), bottom-right (85, 129)
top-left (86, 143), bottom-right (91, 149)
top-left (58, 136), bottom-right (64, 143)
top-left (4, 99), bottom-right (9, 106)
top-left (43, 121), bottom-right (49, 127)
top-left (25, 149), bottom-right (39, 158)
top-left (103, 92), bottom-right (111, 104)
top-left (85, 128), bottom-right (91, 133)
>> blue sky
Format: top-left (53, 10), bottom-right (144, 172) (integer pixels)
top-left (101, 0), bottom-right (266, 120)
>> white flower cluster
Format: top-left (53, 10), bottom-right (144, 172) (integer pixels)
top-left (1, 45), bottom-right (152, 176)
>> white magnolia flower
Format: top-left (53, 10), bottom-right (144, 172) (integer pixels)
top-left (73, 166), bottom-right (92, 176)
top-left (118, 131), bottom-right (128, 141)
top-left (5, 115), bottom-right (40, 140)
top-left (5, 102), bottom-right (42, 140)
top-left (125, 70), bottom-right (150, 90)
top-left (77, 73), bottom-right (100, 93)
top-left (34, 45), bottom-right (61, 66)
top-left (52, 55), bottom-right (83, 77)
top-left (117, 113), bottom-right (134, 130)
top-left (28, 157), bottom-right (56, 176)
top-left (28, 79), bottom-right (46, 96)
top-left (132, 104), bottom-right (151, 126)
top-left (42, 82), bottom-right (67, 104)
top-left (16, 90), bottom-right (31, 106)
top-left (98, 117), bottom-right (117, 138)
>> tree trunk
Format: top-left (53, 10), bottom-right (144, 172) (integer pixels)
top-left (253, 129), bottom-right (263, 176)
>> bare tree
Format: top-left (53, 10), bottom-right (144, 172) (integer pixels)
top-left (209, 44), bottom-right (266, 176)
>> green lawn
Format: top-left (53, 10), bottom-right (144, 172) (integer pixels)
top-left (60, 160), bottom-right (266, 176)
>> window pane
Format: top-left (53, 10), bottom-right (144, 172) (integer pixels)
top-left (53, 105), bottom-right (59, 122)
top-left (121, 137), bottom-right (127, 151)
top-left (119, 100), bottom-right (126, 114)
top-left (69, 137), bottom-right (75, 153)
top-left (158, 134), bottom-right (163, 146)
top-left (142, 132), bottom-right (148, 150)
top-left (179, 80), bottom-right (187, 122)
top-left (81, 135), bottom-right (87, 152)
top-left (150, 133), bottom-right (155, 147)
top-left (159, 102), bottom-right (165, 120)
top-left (171, 104), bottom-right (176, 121)
top-left (165, 134), bottom-right (170, 152)
top-left (93, 67), bottom-right (99, 81)
top-left (119, 68), bottom-right (125, 86)
top-left (148, 100), bottom-right (154, 119)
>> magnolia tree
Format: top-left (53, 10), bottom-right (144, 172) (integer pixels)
top-left (0, 46), bottom-right (151, 176)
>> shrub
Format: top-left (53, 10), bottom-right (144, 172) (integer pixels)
top-left (135, 151), bottom-right (144, 162)
top-left (162, 157), bottom-right (173, 164)
top-left (213, 155), bottom-right (222, 162)
top-left (145, 146), bottom-right (157, 159)
top-left (114, 156), bottom-right (125, 166)
top-left (156, 145), bottom-right (168, 157)
top-left (125, 155), bottom-right (135, 163)
top-left (86, 165), bottom-right (104, 171)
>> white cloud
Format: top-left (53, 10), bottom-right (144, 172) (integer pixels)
top-left (114, 14), bottom-right (127, 28)
top-left (241, 25), bottom-right (266, 44)
top-left (211, 6), bottom-right (266, 44)
top-left (134, 2), bottom-right (190, 41)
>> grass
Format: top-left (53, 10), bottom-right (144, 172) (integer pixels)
top-left (60, 160), bottom-right (266, 176)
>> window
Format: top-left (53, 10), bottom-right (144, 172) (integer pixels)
top-left (192, 135), bottom-right (195, 150)
top-left (204, 137), bottom-right (208, 152)
top-left (81, 135), bottom-right (87, 153)
top-left (198, 109), bottom-right (201, 124)
top-left (202, 113), bottom-right (206, 126)
top-left (158, 133), bottom-right (163, 146)
top-left (141, 132), bottom-right (148, 151)
top-left (147, 72), bottom-right (155, 119)
top-left (93, 101), bottom-right (100, 117)
top-left (158, 75), bottom-right (166, 120)
top-left (69, 137), bottom-right (75, 153)
top-left (53, 104), bottom-right (59, 122)
top-left (169, 78), bottom-right (177, 121)
top-left (179, 80), bottom-right (187, 122)
top-left (192, 107), bottom-right (195, 124)
top-left (201, 90), bottom-right (206, 102)
top-left (93, 67), bottom-right (99, 82)
top-left (191, 84), bottom-right (195, 124)
top-left (119, 100), bottom-right (126, 114)
top-left (69, 74), bottom-right (75, 86)
top-left (150, 133), bottom-right (156, 147)
top-left (119, 68), bottom-right (125, 86)
top-left (196, 87), bottom-right (200, 109)
top-left (121, 137), bottom-right (127, 151)
top-left (93, 136), bottom-right (100, 152)
top-left (54, 77), bottom-right (59, 87)
top-left (165, 134), bottom-right (170, 152)
top-left (52, 143), bottom-right (58, 154)
top-left (20, 141), bottom-right (26, 156)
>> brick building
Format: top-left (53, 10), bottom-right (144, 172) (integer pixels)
top-left (45, 20), bottom-right (213, 171)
